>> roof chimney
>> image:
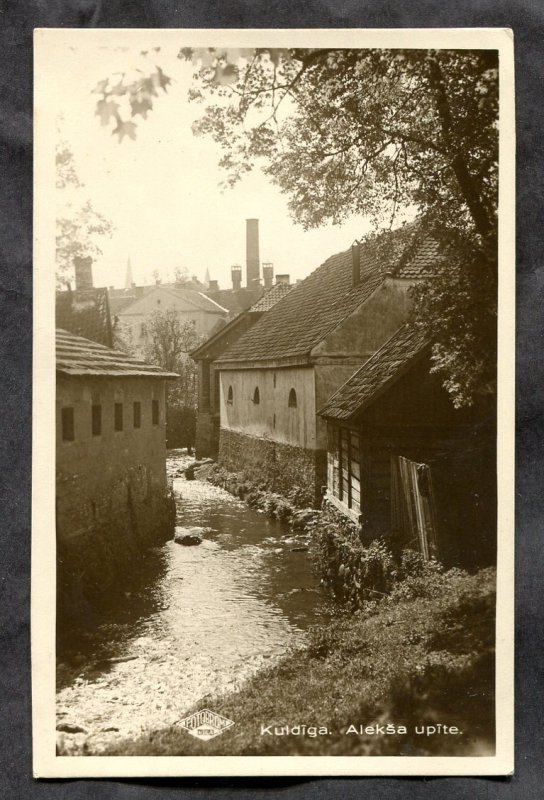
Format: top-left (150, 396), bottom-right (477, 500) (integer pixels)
top-left (262, 262), bottom-right (274, 289)
top-left (276, 273), bottom-right (290, 285)
top-left (74, 256), bottom-right (93, 291)
top-left (246, 218), bottom-right (260, 288)
top-left (209, 279), bottom-right (219, 292)
top-left (231, 264), bottom-right (242, 291)
top-left (352, 240), bottom-right (361, 287)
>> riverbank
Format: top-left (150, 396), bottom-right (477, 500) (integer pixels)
top-left (103, 563), bottom-right (495, 757)
top-left (56, 461), bottom-right (327, 756)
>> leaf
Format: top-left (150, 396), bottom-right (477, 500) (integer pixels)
top-left (213, 63), bottom-right (238, 86)
top-left (130, 95), bottom-right (153, 119)
top-left (155, 66), bottom-right (171, 92)
top-left (95, 99), bottom-right (120, 126)
top-left (112, 119), bottom-right (137, 142)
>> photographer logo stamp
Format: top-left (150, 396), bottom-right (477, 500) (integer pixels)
top-left (176, 709), bottom-right (235, 741)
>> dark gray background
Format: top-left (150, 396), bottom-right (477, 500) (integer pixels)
top-left (1, 1), bottom-right (541, 797)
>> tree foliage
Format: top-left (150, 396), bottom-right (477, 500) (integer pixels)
top-left (143, 308), bottom-right (203, 448)
top-left (56, 141), bottom-right (114, 287)
top-left (92, 61), bottom-right (171, 142)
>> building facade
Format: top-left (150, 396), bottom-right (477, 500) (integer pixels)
top-left (114, 284), bottom-right (228, 356)
top-left (56, 329), bottom-right (178, 611)
top-left (319, 325), bottom-right (496, 568)
top-left (215, 223), bottom-right (437, 505)
top-left (191, 282), bottom-right (293, 458)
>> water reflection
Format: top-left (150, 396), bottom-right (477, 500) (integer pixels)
top-left (57, 460), bottom-right (326, 752)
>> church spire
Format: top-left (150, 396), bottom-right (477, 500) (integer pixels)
top-left (125, 257), bottom-right (134, 289)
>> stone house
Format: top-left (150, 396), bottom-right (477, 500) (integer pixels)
top-left (191, 281), bottom-right (293, 458)
top-left (114, 284), bottom-right (228, 356)
top-left (56, 328), bottom-right (178, 608)
top-left (318, 325), bottom-right (496, 568)
top-left (215, 223), bottom-right (439, 505)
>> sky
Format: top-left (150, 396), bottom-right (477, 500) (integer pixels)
top-left (52, 37), bottom-right (377, 290)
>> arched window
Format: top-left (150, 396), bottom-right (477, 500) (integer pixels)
top-left (288, 388), bottom-right (297, 408)
top-left (253, 387), bottom-right (260, 405)
top-left (227, 385), bottom-right (233, 405)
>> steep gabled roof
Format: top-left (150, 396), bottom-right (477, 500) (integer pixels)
top-left (250, 282), bottom-right (292, 311)
top-left (318, 325), bottom-right (430, 421)
top-left (191, 281), bottom-right (294, 360)
top-left (56, 329), bottom-right (179, 379)
top-left (56, 287), bottom-right (113, 348)
top-left (116, 285), bottom-right (228, 317)
top-left (217, 222), bottom-right (435, 365)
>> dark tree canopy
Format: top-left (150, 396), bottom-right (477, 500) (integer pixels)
top-left (96, 47), bottom-right (499, 408)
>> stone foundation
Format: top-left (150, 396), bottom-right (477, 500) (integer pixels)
top-left (56, 466), bottom-right (176, 622)
top-left (218, 428), bottom-right (327, 506)
top-left (195, 411), bottom-right (220, 459)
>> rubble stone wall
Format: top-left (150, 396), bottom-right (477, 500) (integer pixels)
top-left (218, 427), bottom-right (327, 506)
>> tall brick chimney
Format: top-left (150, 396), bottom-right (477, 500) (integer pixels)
top-left (351, 240), bottom-right (361, 287)
top-left (246, 218), bottom-right (260, 288)
top-left (231, 265), bottom-right (242, 291)
top-left (74, 255), bottom-right (93, 291)
top-left (262, 262), bottom-right (274, 289)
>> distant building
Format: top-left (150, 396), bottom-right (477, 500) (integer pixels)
top-left (214, 223), bottom-right (437, 506)
top-left (114, 284), bottom-right (228, 356)
top-left (319, 325), bottom-right (496, 568)
top-left (191, 281), bottom-right (293, 458)
top-left (56, 328), bottom-right (178, 608)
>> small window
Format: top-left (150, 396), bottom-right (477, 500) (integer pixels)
top-left (91, 404), bottom-right (102, 436)
top-left (227, 386), bottom-right (233, 405)
top-left (152, 399), bottom-right (159, 425)
top-left (253, 387), bottom-right (260, 405)
top-left (140, 322), bottom-right (146, 336)
top-left (133, 401), bottom-right (141, 429)
top-left (114, 403), bottom-right (123, 431)
top-left (61, 407), bottom-right (74, 442)
top-left (288, 388), bottom-right (297, 408)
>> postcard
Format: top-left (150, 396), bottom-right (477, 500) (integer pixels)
top-left (32, 27), bottom-right (515, 777)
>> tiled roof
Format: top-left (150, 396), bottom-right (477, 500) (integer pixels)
top-left (250, 282), bottom-right (293, 311)
top-left (217, 222), bottom-right (435, 365)
top-left (206, 286), bottom-right (264, 314)
top-left (190, 281), bottom-right (294, 359)
top-left (56, 288), bottom-right (113, 348)
top-left (109, 291), bottom-right (139, 316)
top-left (175, 289), bottom-right (228, 314)
top-left (318, 325), bottom-right (430, 421)
top-left (56, 329), bottom-right (179, 379)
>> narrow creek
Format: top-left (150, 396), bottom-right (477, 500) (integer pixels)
top-left (56, 453), bottom-right (327, 754)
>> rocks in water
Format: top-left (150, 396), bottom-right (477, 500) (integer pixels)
top-left (184, 458), bottom-right (214, 481)
top-left (174, 528), bottom-right (203, 546)
top-left (56, 723), bottom-right (87, 734)
top-left (174, 526), bottom-right (213, 546)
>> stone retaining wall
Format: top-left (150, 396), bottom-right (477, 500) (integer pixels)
top-left (57, 466), bottom-right (176, 622)
top-left (218, 428), bottom-right (327, 507)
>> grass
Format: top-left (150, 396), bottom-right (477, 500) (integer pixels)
top-left (100, 565), bottom-right (496, 757)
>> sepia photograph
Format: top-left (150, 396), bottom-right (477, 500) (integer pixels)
top-left (32, 27), bottom-right (515, 777)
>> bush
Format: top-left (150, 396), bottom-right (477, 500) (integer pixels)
top-left (312, 519), bottom-right (398, 608)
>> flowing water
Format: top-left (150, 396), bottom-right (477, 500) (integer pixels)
top-left (56, 454), bottom-right (327, 754)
